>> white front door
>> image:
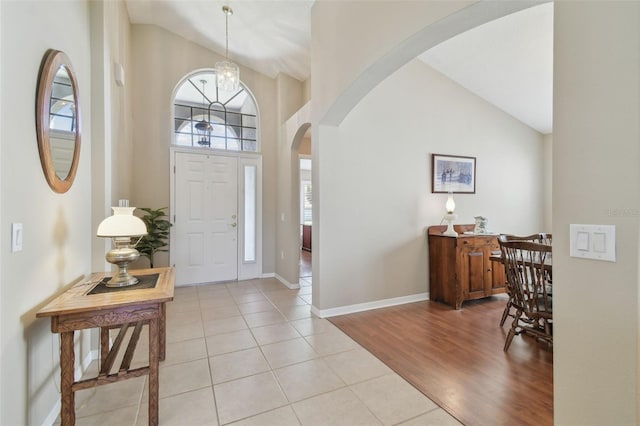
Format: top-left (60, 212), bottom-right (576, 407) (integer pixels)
top-left (174, 152), bottom-right (238, 285)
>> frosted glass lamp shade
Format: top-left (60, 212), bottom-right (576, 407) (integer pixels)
top-left (215, 60), bottom-right (240, 92)
top-left (97, 207), bottom-right (147, 237)
top-left (445, 192), bottom-right (456, 214)
top-left (443, 192), bottom-right (457, 237)
top-left (97, 206), bottom-right (147, 287)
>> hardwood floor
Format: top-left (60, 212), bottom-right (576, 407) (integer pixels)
top-left (300, 249), bottom-right (312, 278)
top-left (329, 296), bottom-right (553, 426)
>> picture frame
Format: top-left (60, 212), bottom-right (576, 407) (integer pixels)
top-left (431, 154), bottom-right (476, 193)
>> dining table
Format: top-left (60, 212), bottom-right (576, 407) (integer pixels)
top-left (490, 249), bottom-right (553, 275)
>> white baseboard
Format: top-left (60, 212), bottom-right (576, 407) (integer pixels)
top-left (312, 292), bottom-right (429, 318)
top-left (43, 349), bottom-right (98, 426)
top-left (310, 304), bottom-right (323, 318)
top-left (274, 273), bottom-right (300, 290)
top-left (43, 399), bottom-right (60, 426)
top-left (261, 272), bottom-right (275, 278)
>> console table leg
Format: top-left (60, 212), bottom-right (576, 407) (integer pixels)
top-left (148, 317), bottom-right (159, 426)
top-left (60, 331), bottom-right (75, 425)
top-left (100, 327), bottom-right (109, 368)
top-left (159, 303), bottom-right (166, 361)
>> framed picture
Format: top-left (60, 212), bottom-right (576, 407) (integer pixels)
top-left (431, 154), bottom-right (476, 193)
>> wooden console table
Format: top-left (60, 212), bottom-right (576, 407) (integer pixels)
top-left (36, 267), bottom-right (175, 425)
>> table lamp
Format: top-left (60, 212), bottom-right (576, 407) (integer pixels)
top-left (442, 191), bottom-right (458, 237)
top-left (97, 200), bottom-right (148, 287)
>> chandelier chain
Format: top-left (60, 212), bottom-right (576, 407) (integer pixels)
top-left (225, 11), bottom-right (229, 58)
top-left (222, 5), bottom-right (233, 59)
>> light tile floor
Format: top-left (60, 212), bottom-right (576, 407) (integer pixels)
top-left (62, 277), bottom-right (461, 425)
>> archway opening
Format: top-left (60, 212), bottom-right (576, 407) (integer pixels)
top-left (290, 122), bottom-right (312, 286)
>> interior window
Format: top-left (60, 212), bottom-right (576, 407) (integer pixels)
top-left (173, 71), bottom-right (258, 152)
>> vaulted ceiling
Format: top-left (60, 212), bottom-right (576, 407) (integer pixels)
top-left (126, 1), bottom-right (553, 134)
top-left (419, 2), bottom-right (553, 134)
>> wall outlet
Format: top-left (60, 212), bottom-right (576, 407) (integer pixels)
top-left (281, 251), bottom-right (285, 260)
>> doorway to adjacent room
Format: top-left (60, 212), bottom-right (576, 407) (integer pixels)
top-left (299, 154), bottom-right (312, 282)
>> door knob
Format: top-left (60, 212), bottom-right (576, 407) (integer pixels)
top-left (231, 222), bottom-right (237, 228)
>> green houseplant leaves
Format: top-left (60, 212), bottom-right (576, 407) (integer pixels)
top-left (137, 207), bottom-right (172, 268)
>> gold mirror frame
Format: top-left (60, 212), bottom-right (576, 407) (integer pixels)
top-left (36, 49), bottom-right (81, 193)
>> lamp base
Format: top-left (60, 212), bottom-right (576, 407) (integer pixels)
top-left (442, 213), bottom-right (458, 237)
top-left (105, 247), bottom-right (140, 287)
top-left (106, 272), bottom-right (139, 287)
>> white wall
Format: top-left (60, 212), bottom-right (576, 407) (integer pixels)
top-left (90, 0), bottom-right (134, 272)
top-left (0, 1), bottom-right (93, 424)
top-left (542, 134), bottom-right (552, 232)
top-left (315, 59), bottom-right (544, 311)
top-left (553, 2), bottom-right (639, 424)
top-left (309, 0), bottom-right (546, 313)
top-left (274, 74), bottom-right (306, 286)
top-left (299, 136), bottom-right (311, 156)
top-left (129, 24), bottom-right (279, 273)
top-left (310, 0), bottom-right (473, 125)
top-left (0, 5), bottom-right (4, 421)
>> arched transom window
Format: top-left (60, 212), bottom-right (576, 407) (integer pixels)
top-left (173, 71), bottom-right (258, 152)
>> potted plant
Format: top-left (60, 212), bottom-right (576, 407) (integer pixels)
top-left (137, 207), bottom-right (172, 268)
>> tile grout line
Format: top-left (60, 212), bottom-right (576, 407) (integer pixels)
top-left (197, 285), bottom-right (223, 426)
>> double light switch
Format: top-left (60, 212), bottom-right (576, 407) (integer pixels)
top-left (569, 224), bottom-right (615, 262)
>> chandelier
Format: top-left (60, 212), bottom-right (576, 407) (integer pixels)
top-left (215, 5), bottom-right (240, 92)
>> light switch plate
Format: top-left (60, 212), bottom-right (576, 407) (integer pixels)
top-left (114, 62), bottom-right (125, 87)
top-left (11, 223), bottom-right (23, 252)
top-left (570, 224), bottom-right (615, 262)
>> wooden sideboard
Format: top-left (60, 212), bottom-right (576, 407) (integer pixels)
top-left (428, 224), bottom-right (506, 309)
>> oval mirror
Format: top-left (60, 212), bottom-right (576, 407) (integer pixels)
top-left (36, 50), bottom-right (81, 193)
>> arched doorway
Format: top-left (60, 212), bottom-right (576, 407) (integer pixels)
top-left (295, 127), bottom-right (312, 282)
top-left (289, 122), bottom-right (312, 283)
top-left (310, 0), bottom-right (545, 316)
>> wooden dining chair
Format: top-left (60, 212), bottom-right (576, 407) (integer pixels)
top-left (540, 233), bottom-right (552, 245)
top-left (498, 233), bottom-right (552, 326)
top-left (499, 240), bottom-right (553, 351)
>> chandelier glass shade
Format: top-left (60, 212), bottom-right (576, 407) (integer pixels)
top-left (215, 60), bottom-right (240, 92)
